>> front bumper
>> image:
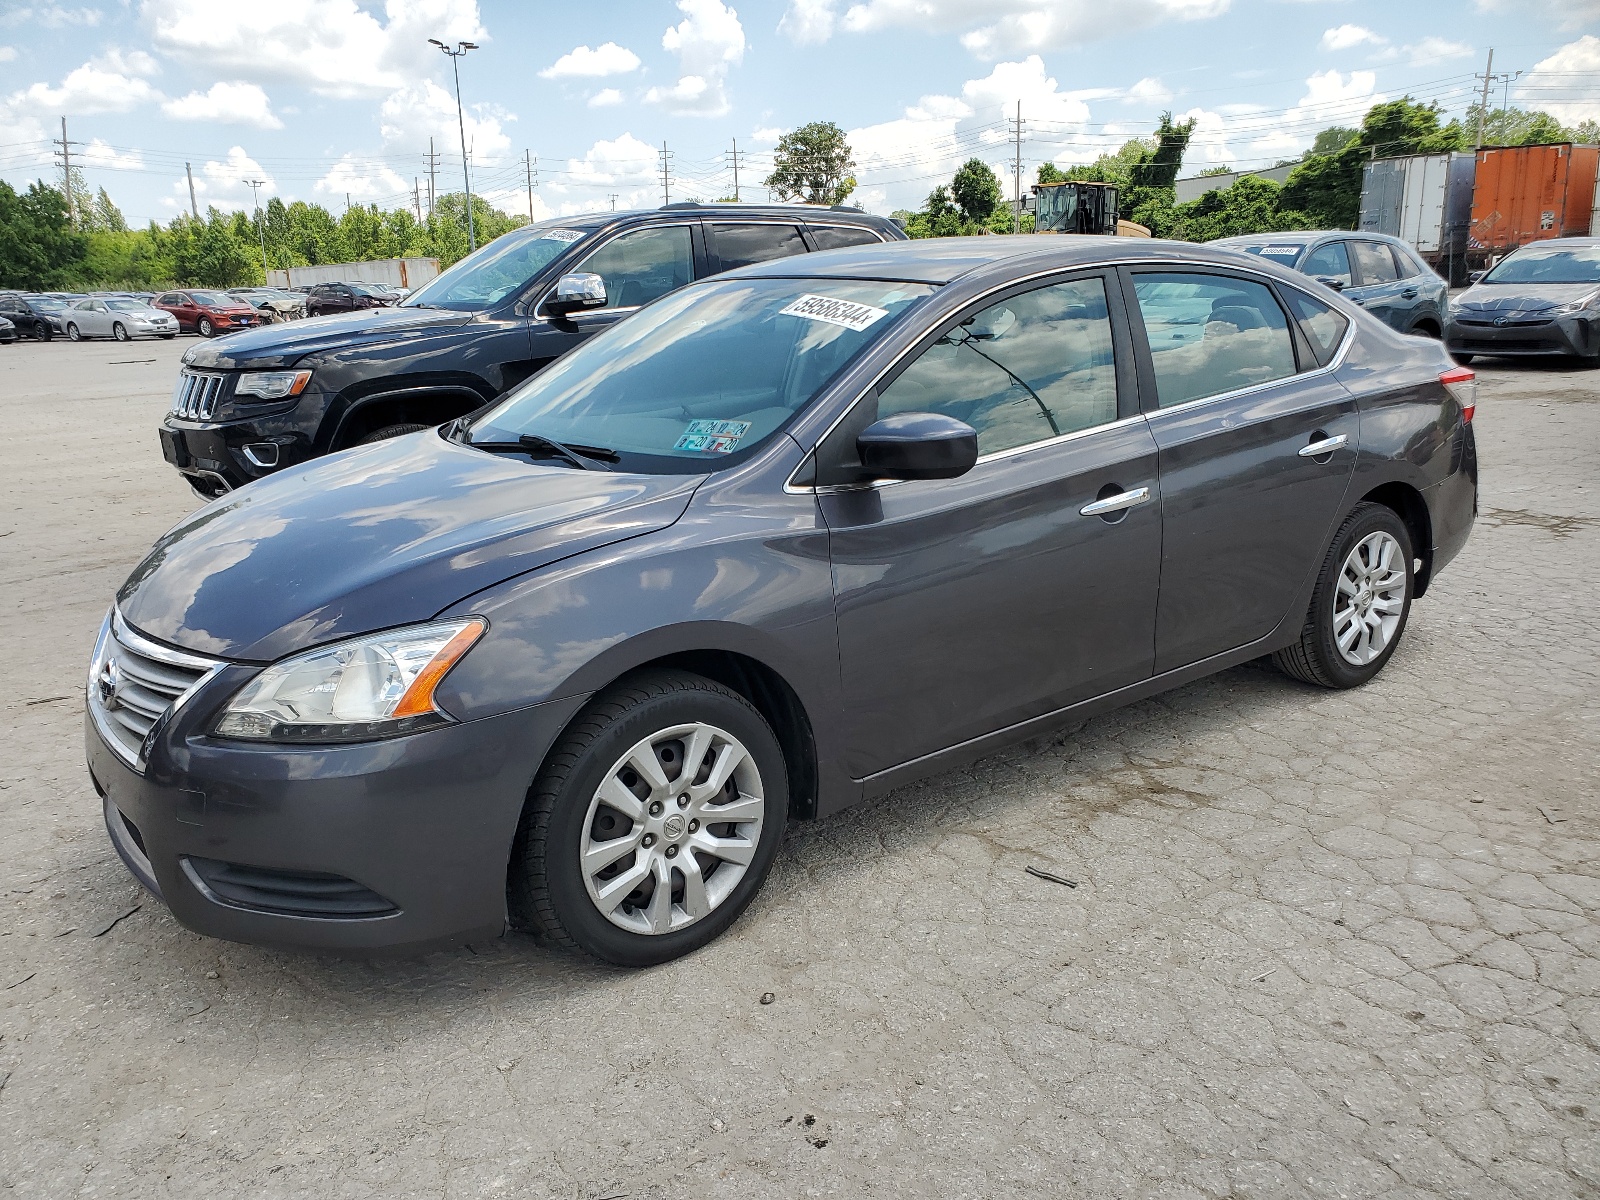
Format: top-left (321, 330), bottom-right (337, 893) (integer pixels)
top-left (160, 395), bottom-right (324, 495)
top-left (1446, 313), bottom-right (1598, 359)
top-left (86, 676), bottom-right (587, 954)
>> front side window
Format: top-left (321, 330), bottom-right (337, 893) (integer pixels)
top-left (877, 276), bottom-right (1119, 456)
top-left (1133, 272), bottom-right (1298, 408)
top-left (809, 225), bottom-right (883, 251)
top-left (572, 225), bottom-right (694, 310)
top-left (1352, 241), bottom-right (1398, 284)
top-left (1301, 242), bottom-right (1353, 288)
top-left (713, 223), bottom-right (806, 271)
top-left (1280, 288), bottom-right (1350, 367)
top-left (469, 277), bottom-right (933, 473)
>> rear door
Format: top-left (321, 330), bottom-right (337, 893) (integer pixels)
top-left (1126, 267), bottom-right (1358, 673)
top-left (1300, 240), bottom-right (1354, 295)
top-left (820, 270), bottom-right (1163, 778)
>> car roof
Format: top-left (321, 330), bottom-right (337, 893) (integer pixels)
top-left (718, 234), bottom-right (1308, 286)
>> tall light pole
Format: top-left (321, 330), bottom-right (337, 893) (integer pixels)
top-left (244, 178), bottom-right (269, 281)
top-left (430, 38), bottom-right (479, 251)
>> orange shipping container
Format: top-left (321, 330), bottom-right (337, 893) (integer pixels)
top-left (1470, 143), bottom-right (1600, 252)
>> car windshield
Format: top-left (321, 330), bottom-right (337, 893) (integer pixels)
top-left (188, 291), bottom-right (231, 306)
top-left (403, 225), bottom-right (593, 311)
top-left (31, 299), bottom-right (66, 311)
top-left (107, 299), bottom-right (149, 311)
top-left (1227, 243), bottom-right (1306, 265)
top-left (468, 276), bottom-right (936, 474)
top-left (1482, 242), bottom-right (1600, 285)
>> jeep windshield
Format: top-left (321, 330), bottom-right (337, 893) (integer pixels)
top-left (464, 276), bottom-right (935, 474)
top-left (403, 225), bottom-right (595, 312)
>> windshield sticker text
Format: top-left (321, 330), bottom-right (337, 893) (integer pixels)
top-left (779, 294), bottom-right (889, 331)
top-left (1255, 246), bottom-right (1301, 257)
top-left (674, 419), bottom-right (751, 454)
top-left (540, 229), bottom-right (586, 243)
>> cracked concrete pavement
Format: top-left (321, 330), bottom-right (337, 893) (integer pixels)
top-left (1, 337), bottom-right (1597, 1198)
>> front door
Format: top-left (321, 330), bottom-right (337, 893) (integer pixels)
top-left (1125, 268), bottom-right (1358, 673)
top-left (820, 271), bottom-right (1163, 779)
top-left (1347, 239), bottom-right (1409, 331)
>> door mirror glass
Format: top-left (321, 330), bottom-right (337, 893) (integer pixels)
top-left (1468, 269), bottom-right (1486, 285)
top-left (546, 272), bottom-right (609, 316)
top-left (856, 412), bottom-right (978, 480)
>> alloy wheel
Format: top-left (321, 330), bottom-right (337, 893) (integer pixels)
top-left (579, 722), bottom-right (765, 935)
top-left (113, 323), bottom-right (129, 342)
top-left (1333, 531), bottom-right (1407, 665)
top-left (198, 318), bottom-right (214, 337)
top-left (66, 324), bottom-right (80, 341)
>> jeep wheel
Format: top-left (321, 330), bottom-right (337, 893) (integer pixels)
top-left (356, 423), bottom-right (431, 445)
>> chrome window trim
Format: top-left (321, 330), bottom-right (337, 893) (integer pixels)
top-left (805, 223), bottom-right (891, 244)
top-left (784, 256), bottom-right (1357, 494)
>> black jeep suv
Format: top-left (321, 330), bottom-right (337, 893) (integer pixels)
top-left (158, 204), bottom-right (904, 496)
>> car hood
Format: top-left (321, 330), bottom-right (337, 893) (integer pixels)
top-left (118, 432), bottom-right (703, 662)
top-left (1453, 282), bottom-right (1598, 314)
top-left (181, 305), bottom-right (474, 369)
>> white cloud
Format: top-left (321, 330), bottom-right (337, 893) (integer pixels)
top-left (78, 138), bottom-right (145, 171)
top-left (563, 132), bottom-right (660, 188)
top-left (162, 82), bottom-right (283, 129)
top-left (10, 6), bottom-right (102, 28)
top-left (1124, 76), bottom-right (1173, 105)
top-left (541, 41), bottom-right (640, 78)
top-left (815, 0), bottom-right (1229, 57)
top-left (751, 126), bottom-right (785, 143)
top-left (315, 155), bottom-right (408, 204)
top-left (645, 0), bottom-right (745, 117)
top-left (141, 0), bottom-right (487, 99)
top-left (378, 78), bottom-right (512, 162)
top-left (588, 88), bottom-right (624, 107)
top-left (4, 61), bottom-right (161, 115)
top-left (1177, 69), bottom-right (1385, 174)
top-left (1521, 34), bottom-right (1600, 123)
top-left (1399, 36), bottom-right (1472, 65)
top-left (778, 0), bottom-right (836, 44)
top-left (1474, 0), bottom-right (1600, 29)
top-left (1320, 24), bottom-right (1384, 51)
top-left (172, 146), bottom-right (277, 211)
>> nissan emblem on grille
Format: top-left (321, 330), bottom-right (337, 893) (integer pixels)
top-left (97, 658), bottom-right (121, 709)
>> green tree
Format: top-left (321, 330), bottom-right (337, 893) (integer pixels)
top-left (951, 158), bottom-right (1001, 224)
top-left (0, 180), bottom-right (87, 288)
top-left (90, 188), bottom-right (128, 233)
top-left (764, 122), bottom-right (857, 205)
top-left (1310, 126), bottom-right (1359, 156)
top-left (1465, 104), bottom-right (1570, 147)
top-left (1036, 162), bottom-right (1067, 185)
top-left (1168, 175), bottom-right (1315, 242)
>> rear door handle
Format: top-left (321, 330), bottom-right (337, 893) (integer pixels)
top-left (1080, 486), bottom-right (1152, 517)
top-left (1298, 434), bottom-right (1349, 458)
top-left (1401, 288), bottom-right (1418, 299)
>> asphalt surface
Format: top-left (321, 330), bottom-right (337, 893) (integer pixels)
top-left (2, 334), bottom-right (1598, 1199)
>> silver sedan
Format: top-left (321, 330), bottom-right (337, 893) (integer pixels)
top-left (65, 298), bottom-right (180, 342)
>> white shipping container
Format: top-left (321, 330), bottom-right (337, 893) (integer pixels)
top-left (1360, 152), bottom-right (1475, 281)
top-left (266, 257), bottom-right (440, 290)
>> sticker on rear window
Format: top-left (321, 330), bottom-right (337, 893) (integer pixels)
top-left (539, 229), bottom-right (586, 243)
top-left (779, 294), bottom-right (889, 331)
top-left (1254, 245), bottom-right (1301, 257)
top-left (674, 419), bottom-right (751, 454)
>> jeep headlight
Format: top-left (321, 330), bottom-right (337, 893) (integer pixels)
top-left (235, 369), bottom-right (313, 400)
top-left (214, 619), bottom-right (485, 743)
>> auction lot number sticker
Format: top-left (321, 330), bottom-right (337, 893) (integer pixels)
top-left (779, 294), bottom-right (890, 331)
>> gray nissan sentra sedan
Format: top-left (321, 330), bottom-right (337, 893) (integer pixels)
top-left (86, 237), bottom-right (1478, 966)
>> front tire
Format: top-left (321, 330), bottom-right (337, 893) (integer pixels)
top-left (112, 322), bottom-right (130, 342)
top-left (509, 671), bottom-right (788, 967)
top-left (356, 423), bottom-right (430, 445)
top-left (1273, 502), bottom-right (1413, 689)
top-left (32, 322), bottom-right (51, 342)
top-left (197, 317), bottom-right (215, 337)
top-left (66, 323), bottom-right (82, 342)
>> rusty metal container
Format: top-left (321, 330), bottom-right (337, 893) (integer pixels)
top-left (1470, 143), bottom-right (1600, 253)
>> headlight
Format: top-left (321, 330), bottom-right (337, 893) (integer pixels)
top-left (235, 369), bottom-right (313, 400)
top-left (1552, 290), bottom-right (1600, 316)
top-left (213, 618), bottom-right (486, 743)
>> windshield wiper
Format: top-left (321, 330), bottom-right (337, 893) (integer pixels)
top-left (465, 430), bottom-right (617, 471)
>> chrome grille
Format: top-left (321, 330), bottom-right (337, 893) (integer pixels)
top-left (87, 610), bottom-right (223, 771)
top-left (170, 370), bottom-right (227, 421)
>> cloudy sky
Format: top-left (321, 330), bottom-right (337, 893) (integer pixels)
top-left (0, 0), bottom-right (1596, 225)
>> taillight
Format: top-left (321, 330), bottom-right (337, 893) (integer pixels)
top-left (1440, 366), bottom-right (1476, 424)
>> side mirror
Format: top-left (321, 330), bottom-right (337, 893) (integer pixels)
top-left (1313, 276), bottom-right (1345, 292)
top-left (546, 273), bottom-right (607, 317)
top-left (856, 412), bottom-right (978, 481)
top-left (1467, 270), bottom-right (1486, 285)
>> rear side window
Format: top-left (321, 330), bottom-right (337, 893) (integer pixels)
top-left (712, 223), bottom-right (806, 271)
top-left (1301, 242), bottom-right (1353, 289)
top-left (808, 225), bottom-right (882, 251)
top-left (1280, 288), bottom-right (1350, 367)
top-left (1352, 241), bottom-right (1398, 284)
top-left (878, 276), bottom-right (1118, 456)
top-left (1132, 272), bottom-right (1298, 407)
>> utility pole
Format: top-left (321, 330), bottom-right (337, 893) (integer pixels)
top-left (413, 178), bottom-right (422, 221)
top-left (1012, 101), bottom-right (1024, 234)
top-left (609, 194), bottom-right (619, 211)
top-left (54, 117), bottom-right (81, 226)
top-left (727, 138), bottom-right (741, 201)
top-left (659, 141), bottom-right (673, 206)
top-left (1474, 49), bottom-right (1495, 149)
top-left (425, 137), bottom-right (439, 216)
top-left (430, 38), bottom-right (480, 250)
top-left (185, 162), bottom-right (199, 219)
top-left (525, 150), bottom-right (538, 221)
top-left (244, 178), bottom-right (269, 279)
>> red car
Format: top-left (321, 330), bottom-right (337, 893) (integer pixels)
top-left (151, 290), bottom-right (261, 338)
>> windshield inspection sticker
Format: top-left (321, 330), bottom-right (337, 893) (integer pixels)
top-left (674, 419), bottom-right (751, 454)
top-left (1255, 245), bottom-right (1301, 257)
top-left (539, 228), bottom-right (586, 243)
top-left (779, 294), bottom-right (889, 331)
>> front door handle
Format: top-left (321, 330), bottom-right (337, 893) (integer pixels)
top-left (1298, 434), bottom-right (1349, 458)
top-left (1080, 486), bottom-right (1152, 517)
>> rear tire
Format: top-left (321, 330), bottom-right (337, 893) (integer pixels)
top-left (508, 670), bottom-right (788, 967)
top-left (112, 322), bottom-right (130, 342)
top-left (1273, 502), bottom-right (1413, 690)
top-left (66, 323), bottom-right (82, 342)
top-left (356, 423), bottom-right (430, 445)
